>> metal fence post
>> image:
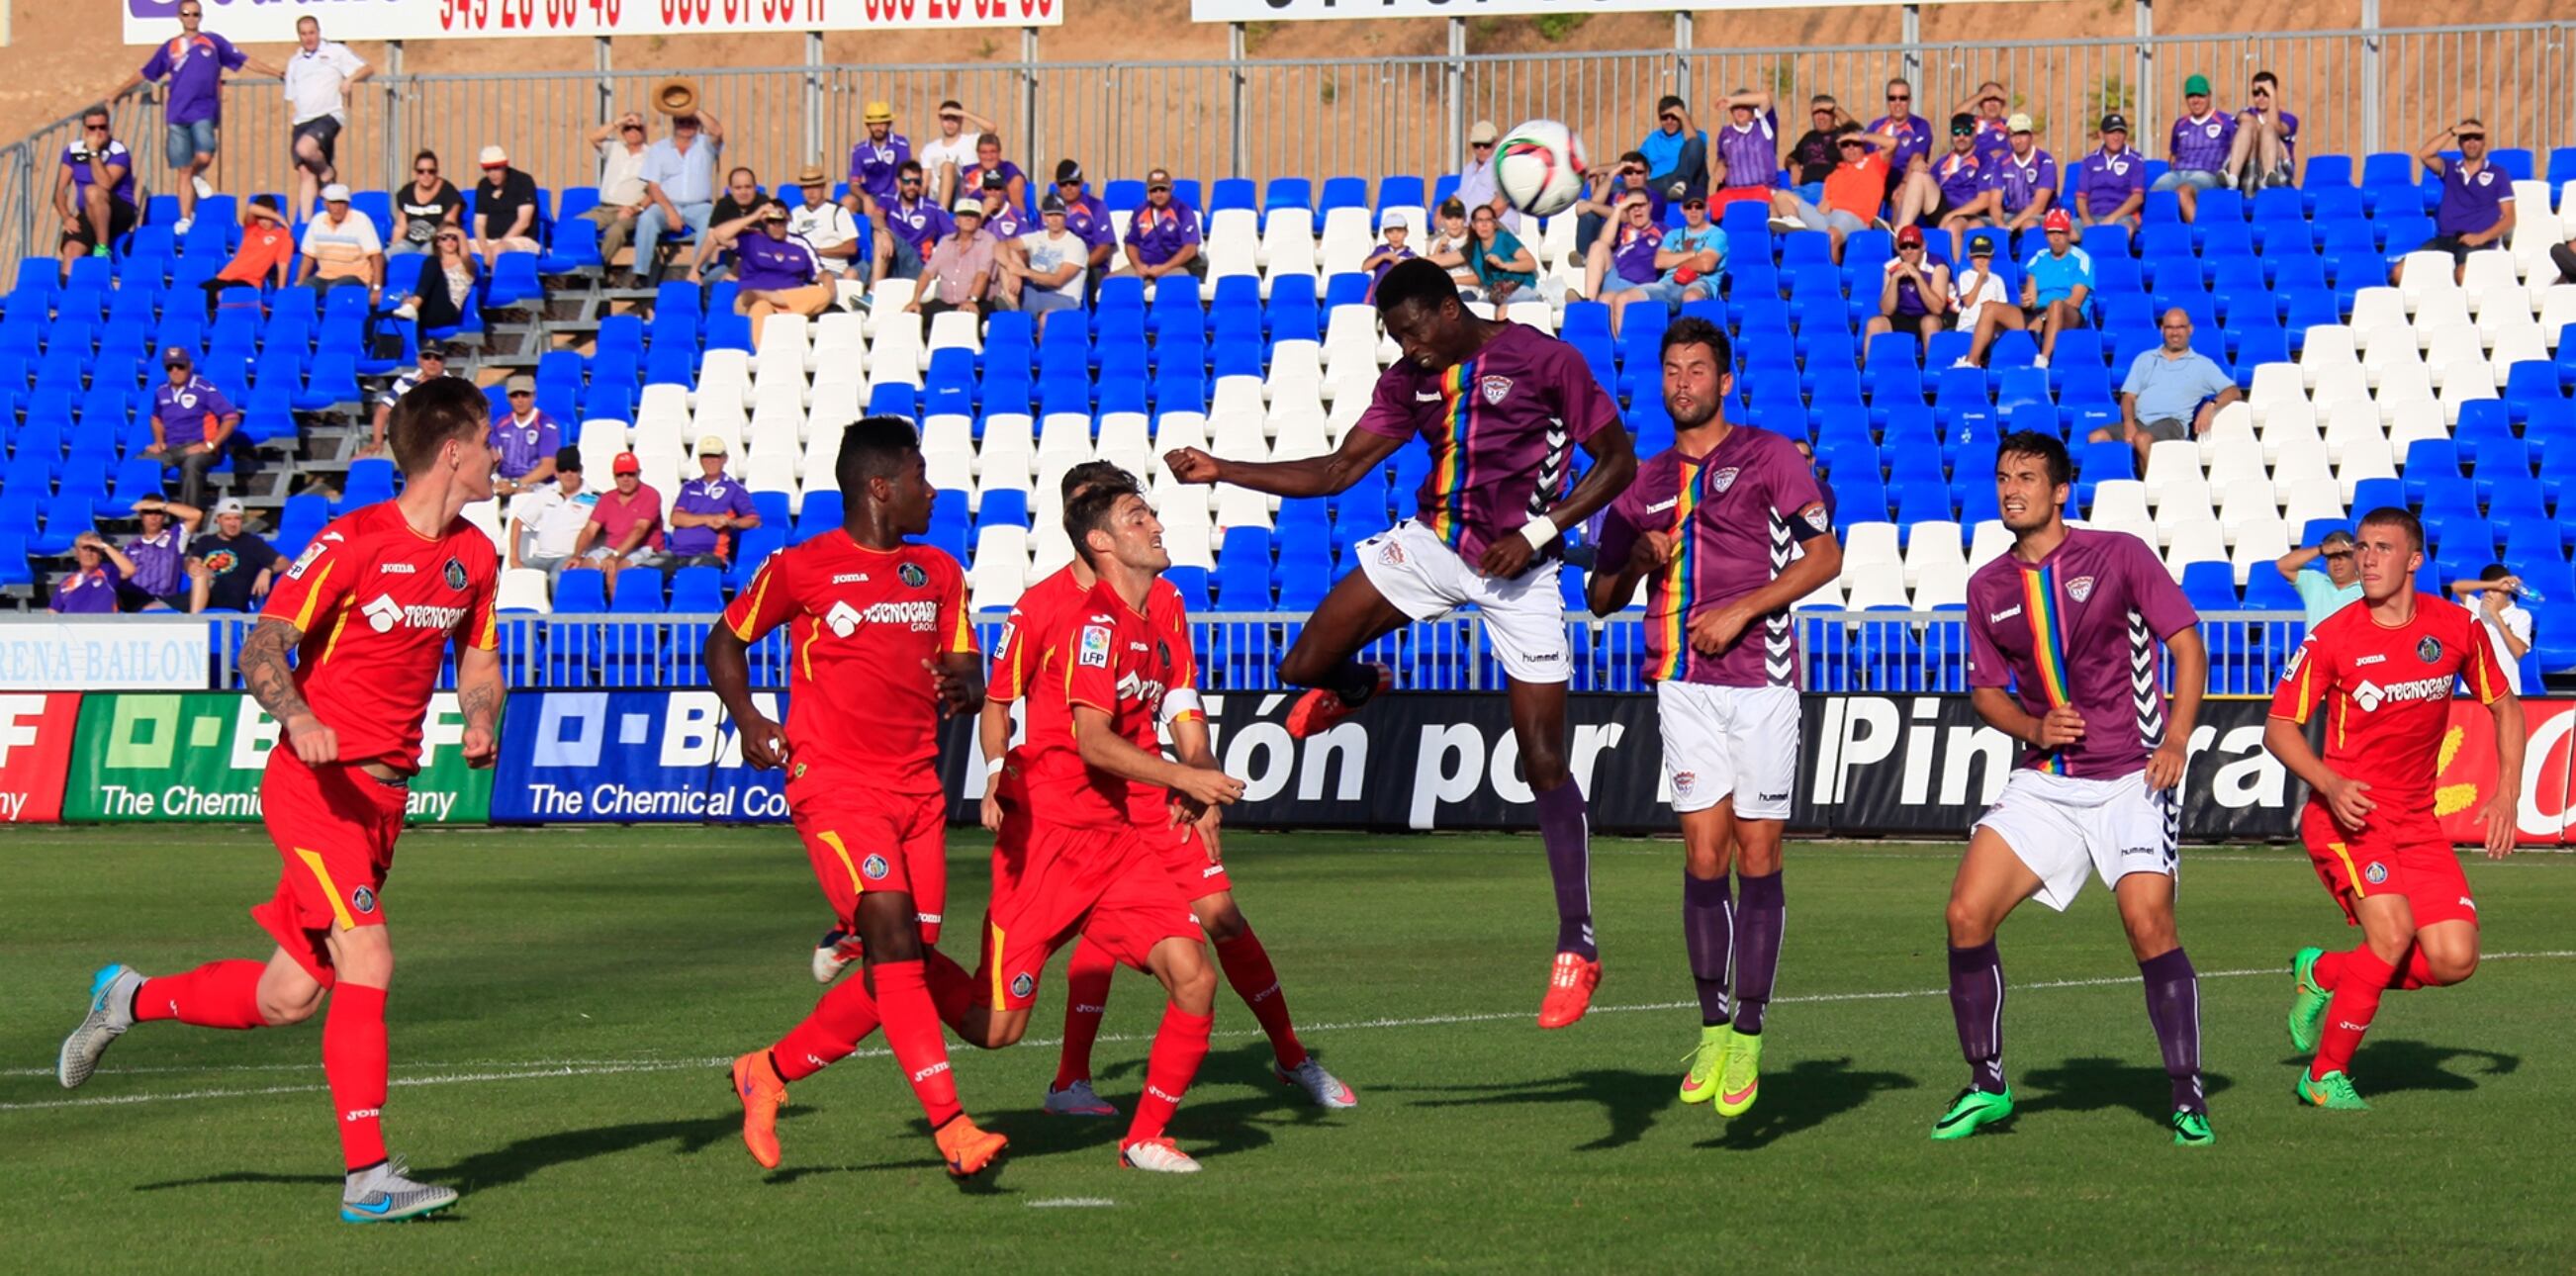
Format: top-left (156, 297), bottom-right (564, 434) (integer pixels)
top-left (1674, 11), bottom-right (1694, 105)
top-left (804, 31), bottom-right (823, 170)
top-left (1901, 5), bottom-right (1921, 84)
top-left (1229, 23), bottom-right (1248, 178)
top-left (1446, 17), bottom-right (1466, 178)
top-left (2360, 0), bottom-right (2382, 155)
top-left (596, 37), bottom-right (614, 124)
top-left (2135, 0), bottom-right (2156, 145)
top-left (383, 41), bottom-right (405, 195)
top-left (1022, 25), bottom-right (1041, 178)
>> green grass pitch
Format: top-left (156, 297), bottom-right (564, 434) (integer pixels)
top-left (3, 825), bottom-right (2571, 1271)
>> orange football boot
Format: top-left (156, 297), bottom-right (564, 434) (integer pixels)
top-left (1536, 952), bottom-right (1602, 1029)
top-left (935, 1115), bottom-right (1008, 1178)
top-left (731, 1050), bottom-right (788, 1169)
top-left (1286, 664), bottom-right (1393, 739)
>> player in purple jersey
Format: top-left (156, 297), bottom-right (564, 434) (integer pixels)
top-left (1934, 431), bottom-right (2213, 1146)
top-left (1165, 258), bottom-right (1638, 1030)
top-left (1587, 319), bottom-right (1840, 1118)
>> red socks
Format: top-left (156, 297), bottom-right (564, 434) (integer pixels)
top-left (323, 983), bottom-right (390, 1172)
top-left (1053, 941), bottom-right (1118, 1090)
top-left (923, 946), bottom-right (975, 1029)
top-left (871, 960), bottom-right (963, 1129)
top-left (1216, 931), bottom-right (1308, 1071)
top-left (771, 976), bottom-right (882, 1082)
top-left (134, 960), bottom-right (268, 1030)
top-left (1123, 1005), bottom-right (1212, 1147)
top-left (2311, 948), bottom-right (2396, 1080)
top-left (2314, 946), bottom-right (2438, 994)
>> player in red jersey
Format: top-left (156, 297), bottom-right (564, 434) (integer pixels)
top-left (2265, 506), bottom-right (2521, 1112)
top-left (712, 416), bottom-right (1007, 1178)
top-left (919, 483), bottom-right (1246, 1172)
top-left (975, 463), bottom-right (1356, 1118)
top-left (56, 379), bottom-right (504, 1224)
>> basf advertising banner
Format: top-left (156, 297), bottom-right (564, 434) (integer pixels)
top-left (59, 692), bottom-right (493, 824)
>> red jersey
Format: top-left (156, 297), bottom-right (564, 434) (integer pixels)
top-left (2269, 593), bottom-right (2511, 826)
top-left (259, 501), bottom-right (500, 773)
top-left (988, 566), bottom-right (1091, 704)
top-left (721, 532), bottom-right (971, 793)
top-left (1020, 576), bottom-right (1203, 828)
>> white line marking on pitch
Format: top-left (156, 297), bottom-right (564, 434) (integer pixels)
top-left (1027, 1198), bottom-right (1117, 1208)
top-left (8, 951), bottom-right (2568, 1114)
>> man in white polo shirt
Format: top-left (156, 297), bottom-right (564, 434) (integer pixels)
top-left (282, 15), bottom-right (368, 218)
top-left (507, 447), bottom-right (597, 583)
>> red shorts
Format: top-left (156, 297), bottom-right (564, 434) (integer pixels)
top-left (972, 820), bottom-right (1200, 1012)
top-left (1148, 819), bottom-right (1231, 900)
top-left (249, 752), bottom-right (411, 988)
top-left (2299, 801), bottom-right (2479, 930)
top-left (1711, 187), bottom-right (1776, 209)
top-left (792, 773), bottom-right (948, 943)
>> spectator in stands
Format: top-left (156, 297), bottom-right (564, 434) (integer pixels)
top-left (1465, 203), bottom-right (1537, 306)
top-left (1954, 81), bottom-right (2014, 165)
top-left (919, 100), bottom-right (997, 208)
top-left (976, 171), bottom-right (1031, 243)
top-left (55, 106), bottom-right (137, 269)
top-left (490, 375), bottom-right (560, 501)
top-left (721, 204), bottom-right (836, 342)
top-left (1004, 194), bottom-right (1087, 333)
top-left (1791, 437), bottom-right (1839, 525)
top-left (281, 16), bottom-right (368, 218)
top-left (787, 162), bottom-right (864, 281)
top-left (2555, 235), bottom-right (2576, 288)
top-left (1359, 221), bottom-right (1415, 301)
top-left (1866, 78), bottom-right (1932, 195)
top-left (390, 226), bottom-right (479, 330)
top-left (1772, 128), bottom-right (1901, 259)
top-left (143, 346), bottom-right (238, 509)
top-left (51, 534), bottom-right (128, 614)
top-left (2453, 566), bottom-right (2534, 693)
top-left (960, 135), bottom-right (1029, 214)
top-left (1957, 114), bottom-right (2057, 237)
top-left (689, 167), bottom-right (774, 284)
top-left (631, 104), bottom-right (724, 289)
top-left (1570, 151), bottom-right (1663, 257)
top-left (1904, 114), bottom-right (1987, 254)
top-left (186, 498), bottom-right (278, 613)
top-left (2150, 74), bottom-right (2234, 223)
top-left (2094, 308), bottom-right (2240, 472)
top-left (1119, 169), bottom-right (1205, 281)
top-left (365, 341), bottom-right (455, 456)
top-left (1951, 237), bottom-right (2010, 339)
top-left (2071, 113), bottom-right (2146, 230)
top-left (118, 497), bottom-right (203, 611)
top-left (1782, 95), bottom-right (1859, 208)
top-left (297, 183), bottom-right (383, 299)
top-left (473, 144), bottom-right (542, 262)
top-left (1641, 96), bottom-right (1709, 204)
top-left (2274, 528), bottom-right (2361, 628)
top-left (1638, 194), bottom-right (1722, 309)
top-left (1865, 224), bottom-right (1951, 349)
top-left (1961, 207), bottom-right (2090, 368)
top-left (1587, 192), bottom-right (1666, 333)
top-left (388, 149), bottom-right (463, 260)
top-left (1709, 89), bottom-right (1782, 210)
top-left (507, 447), bottom-right (593, 580)
top-left (665, 437), bottom-right (761, 571)
top-left (201, 195), bottom-right (293, 315)
top-left (1052, 160), bottom-right (1115, 284)
top-left (581, 113), bottom-right (653, 269)
top-left (1452, 120), bottom-right (1510, 224)
top-left (872, 159), bottom-right (951, 287)
top-left (1426, 198), bottom-right (1484, 299)
top-left (2398, 119), bottom-right (2515, 286)
top-left (908, 200), bottom-right (997, 321)
top-left (849, 102), bottom-right (907, 222)
top-left (111, 2), bottom-right (274, 234)
top-left (575, 453), bottom-right (664, 601)
top-left (2222, 71), bottom-right (2299, 193)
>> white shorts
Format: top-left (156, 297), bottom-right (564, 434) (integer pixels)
top-left (1972, 769), bottom-right (2179, 912)
top-left (1356, 519), bottom-right (1569, 684)
top-left (1656, 681), bottom-right (1799, 819)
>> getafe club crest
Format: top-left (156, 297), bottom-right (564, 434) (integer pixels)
top-left (898, 562), bottom-right (928, 589)
top-left (444, 557), bottom-right (467, 591)
top-left (1708, 467), bottom-right (1740, 494)
top-left (1480, 374), bottom-right (1513, 406)
top-left (1010, 973), bottom-right (1036, 999)
top-left (2067, 576), bottom-right (2095, 603)
top-left (2418, 636), bottom-right (2442, 663)
top-left (862, 854), bottom-right (890, 881)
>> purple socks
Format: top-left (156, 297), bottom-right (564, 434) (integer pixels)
top-left (2139, 947), bottom-right (2205, 1114)
top-left (1730, 870), bottom-right (1784, 1037)
top-left (1533, 781), bottom-right (1595, 959)
top-left (1682, 872), bottom-right (1733, 1027)
top-left (1948, 940), bottom-right (2006, 1093)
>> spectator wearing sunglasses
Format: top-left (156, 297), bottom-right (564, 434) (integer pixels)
top-left (55, 107), bottom-right (138, 269)
top-left (2275, 529), bottom-right (2362, 630)
top-left (490, 375), bottom-right (561, 501)
top-left (1571, 149), bottom-right (1665, 256)
top-left (390, 227), bottom-right (478, 333)
top-left (1640, 96), bottom-right (1709, 203)
top-left (389, 149), bottom-right (463, 259)
top-left (1118, 167), bottom-right (1205, 281)
top-left (1865, 78), bottom-right (1933, 188)
top-left (1771, 127), bottom-right (1903, 259)
top-left (1709, 88), bottom-right (1783, 209)
top-left (1452, 120), bottom-right (1518, 230)
top-left (2221, 70), bottom-right (2300, 193)
top-left (583, 111), bottom-right (655, 268)
top-left (2396, 119), bottom-right (2514, 287)
top-left (871, 158), bottom-right (953, 287)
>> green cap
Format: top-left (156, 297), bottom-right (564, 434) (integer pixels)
top-left (2183, 73), bottom-right (2211, 96)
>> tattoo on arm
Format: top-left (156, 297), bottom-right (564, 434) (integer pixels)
top-left (460, 680), bottom-right (501, 732)
top-left (240, 619), bottom-right (313, 724)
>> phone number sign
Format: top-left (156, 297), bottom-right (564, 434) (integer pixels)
top-left (124, 0), bottom-right (1058, 44)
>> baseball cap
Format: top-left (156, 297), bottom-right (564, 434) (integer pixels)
top-left (1894, 225), bottom-right (1924, 247)
top-left (506, 374), bottom-right (535, 394)
top-left (212, 498), bottom-right (247, 517)
top-left (696, 435), bottom-right (728, 455)
top-left (2183, 73), bottom-right (2212, 96)
top-left (795, 163), bottom-right (828, 188)
top-left (953, 199), bottom-right (984, 216)
top-left (478, 144), bottom-right (508, 167)
top-left (758, 203), bottom-right (788, 222)
top-left (863, 101), bottom-right (894, 124)
top-left (555, 446), bottom-right (583, 471)
top-left (2006, 113), bottom-right (2034, 135)
top-left (1040, 193), bottom-right (1066, 214)
top-left (2100, 112), bottom-right (2131, 135)
top-left (160, 345), bottom-right (192, 368)
top-left (612, 453), bottom-right (641, 475)
top-left (1055, 158), bottom-right (1082, 185)
top-left (1949, 112), bottom-right (1977, 137)
top-left (2042, 208), bottom-right (2073, 232)
top-left (1468, 120), bottom-right (1498, 144)
top-left (980, 170), bottom-right (1007, 191)
top-left (321, 183), bottom-right (351, 203)
top-left (1968, 237), bottom-right (1994, 258)
top-left (417, 340), bottom-right (447, 361)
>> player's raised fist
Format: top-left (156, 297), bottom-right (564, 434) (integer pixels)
top-left (462, 725), bottom-right (498, 770)
top-left (736, 712), bottom-right (790, 771)
top-left (1163, 447), bottom-right (1221, 485)
top-left (284, 714), bottom-right (339, 766)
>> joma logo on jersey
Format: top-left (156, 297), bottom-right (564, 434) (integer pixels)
top-left (2351, 653), bottom-right (2386, 666)
top-left (2349, 675), bottom-right (2449, 713)
top-left (360, 594), bottom-right (467, 633)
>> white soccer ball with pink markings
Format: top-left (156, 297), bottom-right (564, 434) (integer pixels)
top-left (1495, 120), bottom-right (1591, 219)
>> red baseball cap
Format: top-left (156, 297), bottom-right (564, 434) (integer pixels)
top-left (612, 453), bottom-right (641, 475)
top-left (1894, 225), bottom-right (1924, 247)
top-left (2042, 208), bottom-right (2073, 232)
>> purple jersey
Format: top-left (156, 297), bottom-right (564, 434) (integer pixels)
top-left (2074, 145), bottom-right (2146, 218)
top-left (1965, 527), bottom-right (2199, 780)
top-left (848, 134), bottom-right (910, 208)
top-left (886, 198), bottom-right (952, 253)
top-left (123, 523), bottom-right (187, 598)
top-left (1125, 203), bottom-right (1202, 266)
top-left (1354, 323), bottom-right (1622, 566)
top-left (489, 410), bottom-right (560, 480)
top-left (2166, 111), bottom-right (2236, 172)
top-left (733, 229), bottom-right (824, 292)
top-left (2435, 160), bottom-right (2514, 236)
top-left (51, 560), bottom-right (121, 614)
top-left (61, 140), bottom-right (137, 207)
top-left (139, 32), bottom-right (245, 127)
top-left (1868, 114), bottom-right (1934, 176)
top-left (1982, 147), bottom-right (2057, 214)
top-left (1933, 150), bottom-right (1985, 207)
top-left (152, 376), bottom-right (233, 447)
top-left (1607, 222), bottom-right (1662, 285)
top-left (1971, 119), bottom-right (2014, 166)
top-left (1714, 110), bottom-right (1780, 191)
top-left (1597, 429), bottom-right (1834, 688)
top-left (1059, 193), bottom-right (1113, 251)
top-left (667, 473), bottom-right (758, 557)
top-left (983, 203), bottom-right (1030, 240)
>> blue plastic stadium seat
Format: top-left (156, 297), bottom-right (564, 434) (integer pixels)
top-left (1376, 175), bottom-right (1426, 217)
top-left (1213, 527), bottom-right (1274, 609)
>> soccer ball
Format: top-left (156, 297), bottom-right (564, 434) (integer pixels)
top-left (1495, 120), bottom-right (1590, 219)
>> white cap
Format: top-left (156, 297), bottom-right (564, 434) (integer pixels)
top-left (321, 183), bottom-right (351, 203)
top-left (212, 498), bottom-right (247, 516)
top-left (479, 144), bottom-right (508, 166)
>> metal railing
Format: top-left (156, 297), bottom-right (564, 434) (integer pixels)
top-left (5, 21), bottom-right (2571, 274)
top-left (164, 609), bottom-right (2308, 696)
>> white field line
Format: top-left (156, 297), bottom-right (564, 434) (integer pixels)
top-left (1026, 1198), bottom-right (1118, 1208)
top-left (8, 951), bottom-right (2570, 1115)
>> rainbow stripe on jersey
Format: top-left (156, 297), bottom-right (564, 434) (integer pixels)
top-left (2018, 564), bottom-right (2074, 774)
top-left (1650, 457), bottom-right (1702, 682)
top-left (1424, 358), bottom-right (1477, 548)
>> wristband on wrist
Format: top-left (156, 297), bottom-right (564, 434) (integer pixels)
top-left (985, 757), bottom-right (1005, 776)
top-left (1518, 516), bottom-right (1559, 552)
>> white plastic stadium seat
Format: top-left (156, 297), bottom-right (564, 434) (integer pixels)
top-left (496, 568), bottom-right (552, 614)
top-left (2230, 520), bottom-right (2293, 587)
top-left (1968, 519), bottom-right (2012, 570)
top-left (1900, 520), bottom-right (1965, 591)
top-left (968, 527), bottom-right (1031, 611)
top-left (1839, 522), bottom-right (1901, 575)
top-left (810, 311), bottom-right (869, 370)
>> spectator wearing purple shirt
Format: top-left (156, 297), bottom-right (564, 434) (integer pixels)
top-left (1587, 193), bottom-right (1669, 334)
top-left (718, 203), bottom-right (835, 341)
top-left (1952, 81), bottom-right (2015, 167)
top-left (491, 376), bottom-right (562, 499)
top-left (2150, 74), bottom-right (2236, 223)
top-left (108, 3), bottom-right (277, 233)
top-left (848, 101), bottom-right (911, 216)
top-left (55, 107), bottom-right (138, 269)
top-left (1867, 78), bottom-right (1934, 190)
top-left (2072, 113), bottom-right (2148, 229)
top-left (665, 439), bottom-right (762, 568)
top-left (2221, 71), bottom-right (2300, 193)
top-left (1960, 114), bottom-right (2058, 236)
top-left (872, 159), bottom-right (954, 287)
top-left (51, 535), bottom-right (127, 615)
top-left (959, 135), bottom-right (1029, 215)
top-left (1360, 222), bottom-right (1417, 302)
top-left (975, 171), bottom-right (1030, 241)
top-left (1118, 169), bottom-right (1205, 281)
top-left (142, 347), bottom-right (238, 510)
top-left (1050, 159), bottom-right (1117, 282)
top-left (2397, 118), bottom-right (2517, 286)
top-left (1900, 115), bottom-right (1987, 248)
top-left (120, 497), bottom-right (205, 610)
top-left (1569, 150), bottom-right (1666, 258)
top-left (1708, 89), bottom-right (1783, 211)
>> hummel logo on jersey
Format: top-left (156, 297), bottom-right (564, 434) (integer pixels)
top-left (831, 573), bottom-right (870, 585)
top-left (2350, 675), bottom-right (2448, 713)
top-left (1988, 604), bottom-right (2024, 624)
top-left (1760, 791), bottom-right (1790, 804)
top-left (1645, 498), bottom-right (1678, 514)
top-left (361, 594), bottom-right (467, 633)
top-left (378, 562), bottom-right (415, 575)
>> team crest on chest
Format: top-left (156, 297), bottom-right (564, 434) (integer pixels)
top-left (2418, 636), bottom-right (2442, 663)
top-left (1479, 374), bottom-right (1513, 406)
top-left (443, 557), bottom-right (467, 592)
top-left (898, 562), bottom-right (928, 589)
top-left (2066, 576), bottom-right (2095, 603)
top-left (1708, 467), bottom-right (1740, 494)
